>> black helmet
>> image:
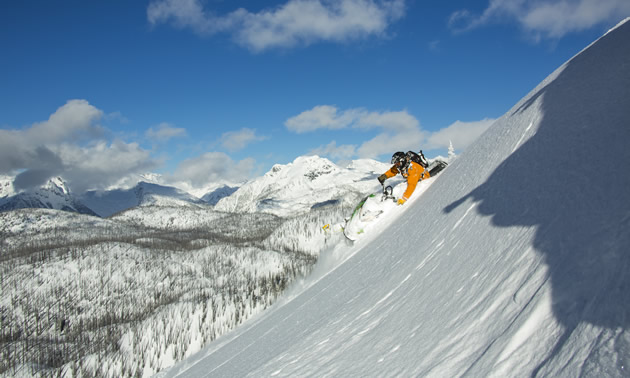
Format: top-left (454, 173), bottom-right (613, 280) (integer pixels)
top-left (391, 151), bottom-right (406, 166)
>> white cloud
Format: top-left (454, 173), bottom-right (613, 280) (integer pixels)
top-left (356, 109), bottom-right (419, 132)
top-left (287, 105), bottom-right (426, 159)
top-left (426, 118), bottom-right (495, 151)
top-left (309, 141), bottom-right (356, 160)
top-left (285, 105), bottom-right (361, 133)
top-left (0, 100), bottom-right (158, 193)
top-left (167, 152), bottom-right (255, 188)
top-left (146, 122), bottom-right (187, 142)
top-left (288, 105), bottom-right (494, 160)
top-left (57, 141), bottom-right (157, 193)
top-left (148, 0), bottom-right (406, 51)
top-left (220, 128), bottom-right (268, 152)
top-left (105, 111), bottom-right (129, 124)
top-left (29, 99), bottom-right (104, 144)
top-left (147, 0), bottom-right (213, 32)
top-left (356, 128), bottom-right (426, 158)
top-left (449, 0), bottom-right (630, 39)
top-left (285, 105), bottom-right (418, 134)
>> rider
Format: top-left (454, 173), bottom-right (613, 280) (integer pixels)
top-left (377, 151), bottom-right (430, 205)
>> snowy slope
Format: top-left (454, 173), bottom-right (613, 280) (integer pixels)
top-left (80, 181), bottom-right (205, 217)
top-left (110, 203), bottom-right (224, 230)
top-left (162, 19), bottom-right (630, 377)
top-left (214, 156), bottom-right (392, 216)
top-left (0, 176), bottom-right (97, 216)
top-left (201, 185), bottom-right (239, 206)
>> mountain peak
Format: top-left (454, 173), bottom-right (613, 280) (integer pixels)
top-left (43, 176), bottom-right (71, 196)
top-left (215, 154), bottom-right (384, 216)
top-left (0, 176), bottom-right (96, 216)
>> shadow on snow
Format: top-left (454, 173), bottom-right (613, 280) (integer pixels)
top-left (445, 21), bottom-right (630, 375)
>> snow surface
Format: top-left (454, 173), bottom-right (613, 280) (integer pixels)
top-left (161, 19), bottom-right (630, 377)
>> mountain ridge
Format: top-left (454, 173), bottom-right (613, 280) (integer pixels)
top-left (214, 156), bottom-right (394, 216)
top-left (0, 176), bottom-right (97, 216)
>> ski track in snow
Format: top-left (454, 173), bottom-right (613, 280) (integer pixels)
top-left (512, 121), bottom-right (536, 153)
top-left (452, 202), bottom-right (477, 231)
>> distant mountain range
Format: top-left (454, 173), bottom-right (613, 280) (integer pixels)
top-left (0, 156), bottom-right (420, 218)
top-left (214, 156), bottom-right (393, 217)
top-left (80, 181), bottom-right (207, 217)
top-left (0, 176), bottom-right (213, 218)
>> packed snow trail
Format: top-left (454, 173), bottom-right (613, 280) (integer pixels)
top-left (161, 19), bottom-right (630, 377)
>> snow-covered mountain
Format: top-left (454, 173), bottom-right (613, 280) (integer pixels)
top-left (214, 156), bottom-right (392, 216)
top-left (0, 176), bottom-right (97, 216)
top-left (2, 157), bottom-right (389, 219)
top-left (201, 185), bottom-right (239, 206)
top-left (162, 19), bottom-right (630, 377)
top-left (79, 181), bottom-right (207, 218)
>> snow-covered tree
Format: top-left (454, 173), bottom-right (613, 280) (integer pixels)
top-left (448, 140), bottom-right (456, 160)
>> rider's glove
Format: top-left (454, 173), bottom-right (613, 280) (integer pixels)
top-left (377, 174), bottom-right (387, 185)
top-left (397, 198), bottom-right (406, 206)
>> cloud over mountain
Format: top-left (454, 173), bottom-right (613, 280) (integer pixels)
top-left (0, 100), bottom-right (157, 193)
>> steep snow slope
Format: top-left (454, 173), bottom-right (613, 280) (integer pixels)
top-left (214, 156), bottom-right (391, 216)
top-left (162, 19), bottom-right (630, 377)
top-left (202, 185), bottom-right (239, 206)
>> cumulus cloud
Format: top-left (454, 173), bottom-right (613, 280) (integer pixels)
top-left (356, 109), bottom-right (419, 132)
top-left (287, 105), bottom-right (494, 160)
top-left (146, 122), bottom-right (187, 142)
top-left (167, 152), bottom-right (255, 189)
top-left (285, 105), bottom-right (361, 133)
top-left (12, 147), bottom-right (65, 191)
top-left (449, 0), bottom-right (630, 39)
top-left (357, 128), bottom-right (425, 158)
top-left (309, 141), bottom-right (357, 160)
top-left (286, 105), bottom-right (426, 159)
top-left (220, 128), bottom-right (268, 152)
top-left (0, 100), bottom-right (158, 193)
top-left (57, 141), bottom-right (157, 193)
top-left (285, 105), bottom-right (418, 134)
top-left (148, 0), bottom-right (406, 51)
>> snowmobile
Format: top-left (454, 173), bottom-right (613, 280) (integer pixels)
top-left (341, 158), bottom-right (449, 242)
top-left (342, 184), bottom-right (398, 241)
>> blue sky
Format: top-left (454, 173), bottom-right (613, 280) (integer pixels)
top-left (1, 0), bottom-right (628, 194)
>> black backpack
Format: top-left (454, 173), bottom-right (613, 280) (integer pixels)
top-left (406, 150), bottom-right (428, 168)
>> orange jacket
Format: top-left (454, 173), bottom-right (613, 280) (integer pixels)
top-left (383, 161), bottom-right (430, 201)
